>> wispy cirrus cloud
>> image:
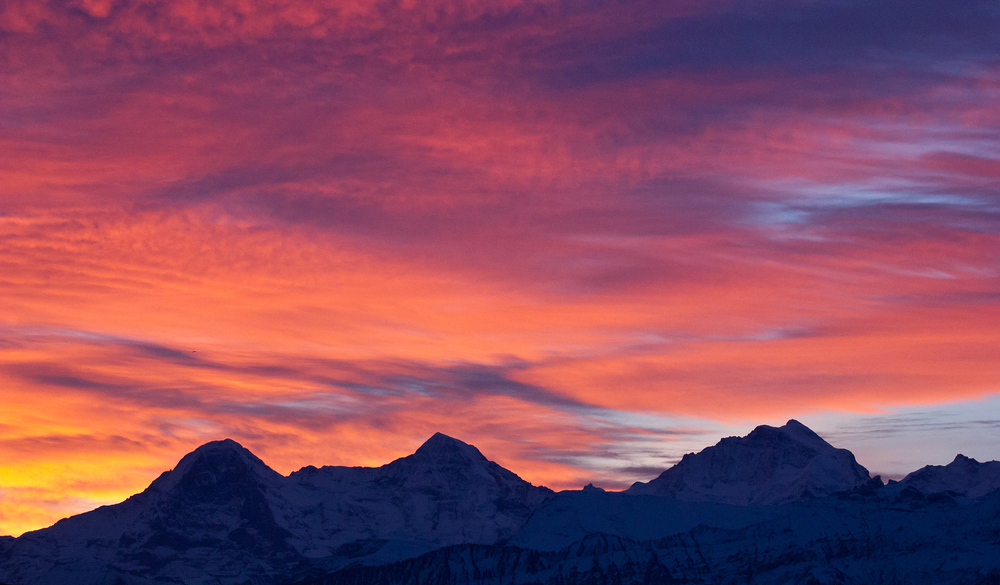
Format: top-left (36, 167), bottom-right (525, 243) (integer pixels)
top-left (1, 0), bottom-right (999, 536)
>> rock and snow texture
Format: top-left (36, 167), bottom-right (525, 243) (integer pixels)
top-left (0, 439), bottom-right (298, 585)
top-left (626, 419), bottom-right (872, 504)
top-left (278, 432), bottom-right (553, 560)
top-left (3, 423), bottom-right (1000, 585)
top-left (306, 493), bottom-right (1000, 585)
top-left (896, 454), bottom-right (1000, 498)
top-left (0, 434), bottom-right (551, 585)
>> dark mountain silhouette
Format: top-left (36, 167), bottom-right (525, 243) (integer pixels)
top-left (895, 453), bottom-right (1000, 498)
top-left (2, 422), bottom-right (999, 585)
top-left (626, 420), bottom-right (871, 504)
top-left (0, 434), bottom-right (549, 585)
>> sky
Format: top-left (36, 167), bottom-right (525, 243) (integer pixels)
top-left (1, 0), bottom-right (999, 537)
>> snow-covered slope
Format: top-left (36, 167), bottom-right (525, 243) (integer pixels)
top-left (307, 492), bottom-right (1000, 585)
top-left (626, 420), bottom-right (872, 504)
top-left (277, 432), bottom-right (552, 564)
top-left (0, 440), bottom-right (298, 585)
top-left (0, 435), bottom-right (551, 585)
top-left (508, 487), bottom-right (778, 551)
top-left (895, 454), bottom-right (1000, 499)
top-left (4, 425), bottom-right (1000, 585)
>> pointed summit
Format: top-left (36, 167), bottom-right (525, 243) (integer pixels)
top-left (774, 419), bottom-right (826, 443)
top-left (417, 432), bottom-right (468, 450)
top-left (289, 432), bottom-right (552, 552)
top-left (150, 438), bottom-right (282, 495)
top-left (413, 433), bottom-right (487, 462)
top-left (0, 438), bottom-right (295, 584)
top-left (385, 433), bottom-right (499, 482)
top-left (192, 437), bottom-right (248, 453)
top-left (182, 438), bottom-right (264, 465)
top-left (729, 420), bottom-right (841, 463)
top-left (897, 454), bottom-right (1000, 499)
top-left (627, 420), bottom-right (871, 505)
top-left (181, 438), bottom-right (259, 470)
top-left (743, 420), bottom-right (828, 449)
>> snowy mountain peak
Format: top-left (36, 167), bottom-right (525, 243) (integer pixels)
top-left (626, 420), bottom-right (871, 505)
top-left (385, 433), bottom-right (530, 487)
top-left (897, 453), bottom-right (1000, 499)
top-left (5, 429), bottom-right (1000, 585)
top-left (274, 432), bottom-right (554, 565)
top-left (744, 420), bottom-right (828, 451)
top-left (148, 438), bottom-right (281, 495)
top-left (197, 437), bottom-right (244, 450)
top-left (412, 432), bottom-right (488, 463)
top-left (777, 419), bottom-right (824, 442)
top-left (176, 438), bottom-right (263, 468)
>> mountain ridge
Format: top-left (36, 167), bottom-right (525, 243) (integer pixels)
top-left (626, 419), bottom-right (873, 504)
top-left (0, 433), bottom-right (552, 585)
top-left (2, 424), bottom-right (1000, 585)
top-left (893, 453), bottom-right (1000, 499)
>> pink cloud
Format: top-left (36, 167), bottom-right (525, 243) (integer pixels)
top-left (1, 0), bottom-right (998, 537)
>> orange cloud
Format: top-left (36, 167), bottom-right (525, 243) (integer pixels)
top-left (2, 0), bottom-right (998, 538)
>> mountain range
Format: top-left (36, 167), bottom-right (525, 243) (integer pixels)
top-left (1, 421), bottom-right (999, 585)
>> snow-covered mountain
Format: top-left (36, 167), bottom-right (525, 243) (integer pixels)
top-left (2, 422), bottom-right (1000, 585)
top-left (0, 434), bottom-right (550, 585)
top-left (0, 439), bottom-right (297, 585)
top-left (307, 491), bottom-right (1000, 585)
top-left (895, 454), bottom-right (1000, 499)
top-left (277, 432), bottom-right (552, 565)
top-left (626, 419), bottom-right (873, 504)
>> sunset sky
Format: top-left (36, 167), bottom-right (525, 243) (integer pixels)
top-left (2, 0), bottom-right (999, 537)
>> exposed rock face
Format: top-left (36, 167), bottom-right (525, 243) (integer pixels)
top-left (280, 432), bottom-right (553, 562)
top-left (3, 424), bottom-right (1000, 585)
top-left (626, 419), bottom-right (872, 504)
top-left (896, 454), bottom-right (1000, 499)
top-left (0, 435), bottom-right (551, 585)
top-left (0, 440), bottom-right (299, 585)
